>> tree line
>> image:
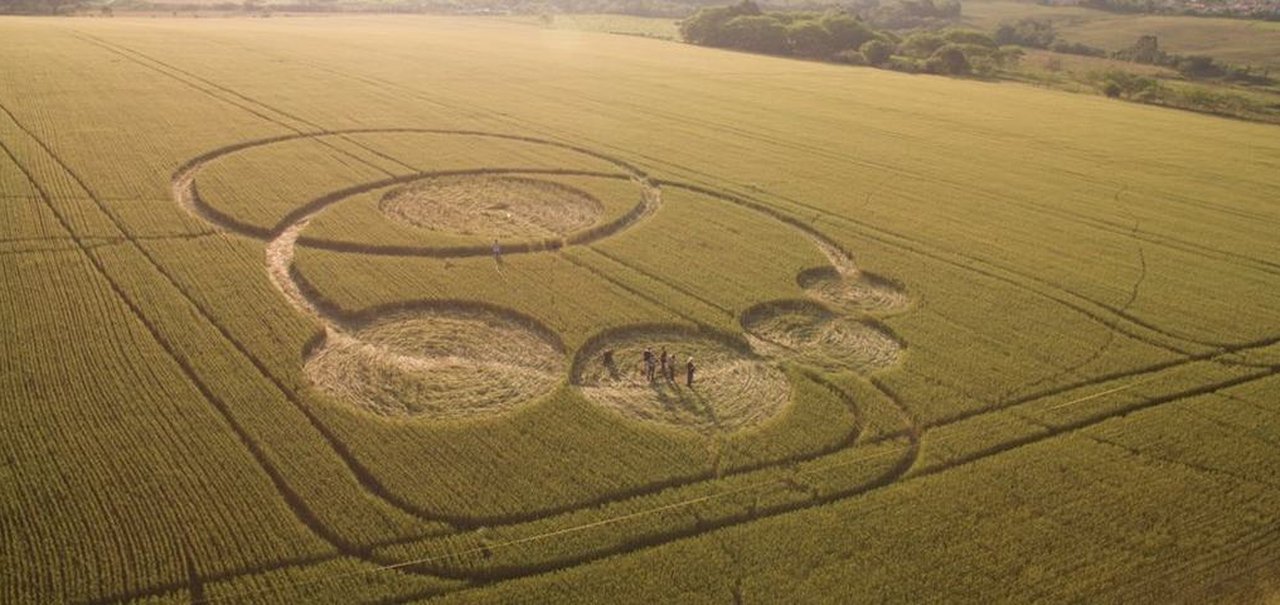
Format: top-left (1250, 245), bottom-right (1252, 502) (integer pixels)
top-left (680, 0), bottom-right (1021, 75)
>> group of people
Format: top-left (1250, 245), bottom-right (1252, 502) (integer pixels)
top-left (603, 346), bottom-right (696, 387)
top-left (645, 346), bottom-right (695, 387)
top-left (492, 241), bottom-right (699, 387)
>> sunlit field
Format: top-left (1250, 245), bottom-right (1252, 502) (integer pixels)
top-left (963, 0), bottom-right (1280, 69)
top-left (1, 14), bottom-right (1278, 603)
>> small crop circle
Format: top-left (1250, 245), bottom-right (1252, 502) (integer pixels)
top-left (742, 300), bottom-right (901, 373)
top-left (574, 328), bottom-right (790, 433)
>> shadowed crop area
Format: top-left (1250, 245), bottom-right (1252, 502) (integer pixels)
top-left (0, 13), bottom-right (1277, 604)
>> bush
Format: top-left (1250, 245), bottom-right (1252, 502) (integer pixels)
top-left (1094, 70), bottom-right (1160, 100)
top-left (926, 44), bottom-right (970, 74)
top-left (993, 18), bottom-right (1055, 48)
top-left (1172, 87), bottom-right (1260, 114)
top-left (1112, 34), bottom-right (1166, 65)
top-left (1174, 55), bottom-right (1225, 79)
top-left (834, 49), bottom-right (867, 65)
top-left (822, 12), bottom-right (875, 53)
top-left (679, 0), bottom-right (761, 46)
top-left (943, 29), bottom-right (997, 48)
top-left (900, 31), bottom-right (947, 58)
top-left (721, 15), bottom-right (790, 55)
top-left (885, 55), bottom-right (924, 72)
top-left (860, 39), bottom-right (893, 66)
top-left (995, 45), bottom-right (1025, 68)
top-left (681, 4), bottom-right (876, 60)
top-left (1050, 41), bottom-right (1107, 57)
top-left (786, 19), bottom-right (834, 58)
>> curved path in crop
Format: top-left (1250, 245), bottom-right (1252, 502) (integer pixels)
top-left (54, 32), bottom-right (1277, 603)
top-left (157, 127), bottom-right (929, 603)
top-left (173, 128), bottom-right (909, 427)
top-left (90, 126), bottom-right (1277, 605)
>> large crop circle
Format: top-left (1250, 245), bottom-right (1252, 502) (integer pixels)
top-left (379, 175), bottom-right (604, 238)
top-left (175, 129), bottom-right (907, 426)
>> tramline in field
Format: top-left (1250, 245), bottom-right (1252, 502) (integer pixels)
top-left (1, 14), bottom-right (1278, 605)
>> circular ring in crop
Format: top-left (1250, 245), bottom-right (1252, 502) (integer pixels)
top-left (304, 304), bottom-right (565, 418)
top-left (797, 267), bottom-right (910, 314)
top-left (741, 299), bottom-right (902, 374)
top-left (174, 129), bottom-right (910, 425)
top-left (380, 175), bottom-right (605, 238)
top-left (572, 326), bottom-right (789, 433)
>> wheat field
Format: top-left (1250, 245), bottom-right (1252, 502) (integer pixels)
top-left (1, 14), bottom-right (1278, 604)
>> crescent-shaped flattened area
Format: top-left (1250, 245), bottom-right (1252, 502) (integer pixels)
top-left (298, 171), bottom-right (649, 254)
top-left (304, 306), bottom-right (566, 418)
top-left (185, 129), bottom-right (648, 242)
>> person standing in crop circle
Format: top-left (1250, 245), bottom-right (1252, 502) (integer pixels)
top-left (686, 357), bottom-right (696, 387)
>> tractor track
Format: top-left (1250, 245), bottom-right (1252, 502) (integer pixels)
top-left (91, 115), bottom-right (1280, 601)
top-left (563, 86), bottom-right (1280, 267)
top-left (563, 124), bottom-right (1243, 358)
top-left (104, 347), bottom-right (1280, 604)
top-left (184, 363), bottom-right (1276, 605)
top-left (0, 119), bottom-right (372, 597)
top-left (79, 21), bottom-right (1274, 360)
top-left (166, 127), bottom-right (901, 526)
top-left (1007, 188), bottom-right (1148, 397)
top-left (0, 102), bottom-right (463, 567)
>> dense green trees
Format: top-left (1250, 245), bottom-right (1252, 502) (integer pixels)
top-left (859, 39), bottom-right (893, 66)
top-left (678, 0), bottom-right (762, 46)
top-left (899, 31), bottom-right (947, 58)
top-left (0, 0), bottom-right (87, 13)
top-left (722, 14), bottom-right (789, 54)
top-left (681, 3), bottom-right (886, 62)
top-left (680, 4), bottom-right (1021, 78)
top-left (680, 3), bottom-right (895, 65)
top-left (822, 12), bottom-right (876, 52)
top-left (786, 20), bottom-right (834, 58)
top-left (993, 17), bottom-right (1056, 49)
top-left (925, 44), bottom-right (970, 74)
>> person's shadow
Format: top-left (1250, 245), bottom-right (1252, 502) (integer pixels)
top-left (648, 379), bottom-right (715, 426)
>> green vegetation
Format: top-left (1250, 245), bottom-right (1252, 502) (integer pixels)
top-left (0, 13), bottom-right (1277, 605)
top-left (964, 0), bottom-right (1280, 69)
top-left (678, 1), bottom-right (996, 73)
top-left (673, 1), bottom-right (1278, 120)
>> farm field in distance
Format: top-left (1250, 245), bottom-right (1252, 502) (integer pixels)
top-left (1, 13), bottom-right (1278, 604)
top-left (962, 0), bottom-right (1280, 70)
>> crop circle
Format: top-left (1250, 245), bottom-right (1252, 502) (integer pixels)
top-left (304, 307), bottom-right (565, 418)
top-left (742, 300), bottom-right (901, 373)
top-left (379, 175), bottom-right (604, 238)
top-left (798, 267), bottom-right (909, 314)
top-left (574, 328), bottom-right (789, 433)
